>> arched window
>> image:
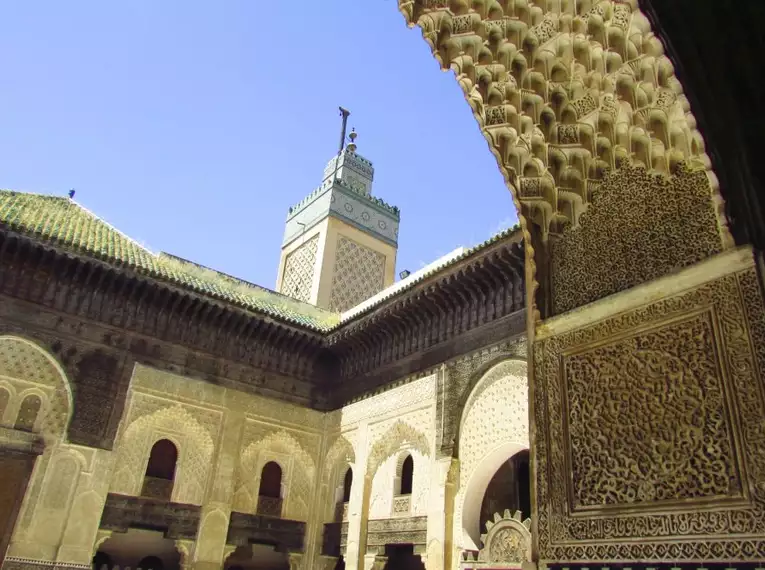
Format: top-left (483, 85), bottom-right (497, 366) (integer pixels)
top-left (142, 439), bottom-right (178, 501)
top-left (257, 461), bottom-right (283, 518)
top-left (15, 394), bottom-right (42, 432)
top-left (399, 455), bottom-right (414, 495)
top-left (146, 439), bottom-right (178, 480)
top-left (259, 461), bottom-right (282, 499)
top-left (342, 467), bottom-right (353, 503)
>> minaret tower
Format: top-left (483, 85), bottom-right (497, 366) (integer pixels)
top-left (276, 108), bottom-right (400, 312)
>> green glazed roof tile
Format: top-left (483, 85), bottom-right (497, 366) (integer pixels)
top-left (0, 190), bottom-right (522, 334)
top-left (0, 190), bottom-right (339, 331)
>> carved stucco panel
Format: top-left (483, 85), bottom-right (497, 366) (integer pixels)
top-left (235, 427), bottom-right (316, 522)
top-left (281, 235), bottom-right (319, 303)
top-left (458, 360), bottom-right (528, 490)
top-left (440, 339), bottom-right (526, 456)
top-left (110, 399), bottom-right (218, 506)
top-left (563, 309), bottom-right (741, 510)
top-left (453, 359), bottom-right (529, 552)
top-left (0, 335), bottom-right (72, 442)
top-left (340, 374), bottom-right (436, 427)
top-left (552, 164), bottom-right (726, 315)
top-left (398, 0), bottom-right (733, 310)
top-left (366, 419), bottom-right (431, 479)
top-left (329, 236), bottom-right (386, 313)
top-left (535, 268), bottom-right (765, 562)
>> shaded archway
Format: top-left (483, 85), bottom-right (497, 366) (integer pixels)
top-left (95, 528), bottom-right (181, 570)
top-left (479, 449), bottom-right (530, 536)
top-left (453, 359), bottom-right (528, 551)
top-left (223, 544), bottom-right (289, 570)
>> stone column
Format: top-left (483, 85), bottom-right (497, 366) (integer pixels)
top-left (192, 411), bottom-right (244, 570)
top-left (422, 457), bottom-right (449, 569)
top-left (362, 553), bottom-right (387, 570)
top-left (343, 423), bottom-right (369, 570)
top-left (319, 554), bottom-right (340, 569)
top-left (287, 552), bottom-right (303, 570)
top-left (57, 448), bottom-right (115, 565)
top-left (424, 457), bottom-right (458, 570)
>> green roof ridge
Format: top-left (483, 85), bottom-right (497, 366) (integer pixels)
top-left (0, 190), bottom-right (340, 331)
top-left (0, 190), bottom-right (520, 334)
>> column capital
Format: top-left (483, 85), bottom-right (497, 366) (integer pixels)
top-left (362, 553), bottom-right (388, 570)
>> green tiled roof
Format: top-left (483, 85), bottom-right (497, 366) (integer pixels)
top-left (0, 190), bottom-right (340, 331)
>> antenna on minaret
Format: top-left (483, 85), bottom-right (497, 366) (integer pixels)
top-left (338, 107), bottom-right (350, 155)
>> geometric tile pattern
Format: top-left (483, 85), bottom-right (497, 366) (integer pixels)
top-left (281, 235), bottom-right (319, 303)
top-left (329, 236), bottom-right (385, 312)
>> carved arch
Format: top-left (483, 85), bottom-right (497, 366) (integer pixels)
top-left (322, 434), bottom-right (357, 521)
top-left (236, 429), bottom-right (316, 522)
top-left (453, 358), bottom-right (529, 551)
top-left (366, 420), bottom-right (430, 479)
top-left (324, 434), bottom-right (356, 485)
top-left (397, 0), bottom-right (732, 317)
top-left (453, 356), bottom-right (527, 458)
top-left (0, 335), bottom-right (73, 442)
top-left (110, 405), bottom-right (214, 505)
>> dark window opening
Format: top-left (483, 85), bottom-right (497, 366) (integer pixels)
top-left (259, 461), bottom-right (282, 498)
top-left (400, 455), bottom-right (413, 495)
top-left (342, 467), bottom-right (353, 502)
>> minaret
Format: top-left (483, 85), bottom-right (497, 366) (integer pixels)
top-left (276, 108), bottom-right (400, 312)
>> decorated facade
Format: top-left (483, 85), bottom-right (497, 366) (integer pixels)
top-left (1, 1), bottom-right (765, 570)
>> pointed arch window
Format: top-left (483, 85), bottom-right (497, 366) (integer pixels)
top-left (15, 394), bottom-right (41, 432)
top-left (141, 439), bottom-right (178, 501)
top-left (257, 461), bottom-right (283, 518)
top-left (399, 455), bottom-right (414, 495)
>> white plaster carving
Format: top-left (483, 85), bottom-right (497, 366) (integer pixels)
top-left (454, 359), bottom-right (529, 552)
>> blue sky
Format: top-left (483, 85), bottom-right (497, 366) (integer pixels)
top-left (0, 1), bottom-right (516, 290)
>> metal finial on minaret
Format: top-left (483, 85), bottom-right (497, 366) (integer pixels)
top-left (338, 107), bottom-right (350, 155)
top-left (346, 128), bottom-right (358, 153)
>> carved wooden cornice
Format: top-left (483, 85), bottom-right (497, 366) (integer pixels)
top-left (0, 228), bottom-right (326, 383)
top-left (0, 225), bottom-right (525, 398)
top-left (326, 236), bottom-right (525, 384)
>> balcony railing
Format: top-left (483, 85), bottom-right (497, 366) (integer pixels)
top-left (140, 476), bottom-right (174, 501)
top-left (256, 495), bottom-right (283, 518)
